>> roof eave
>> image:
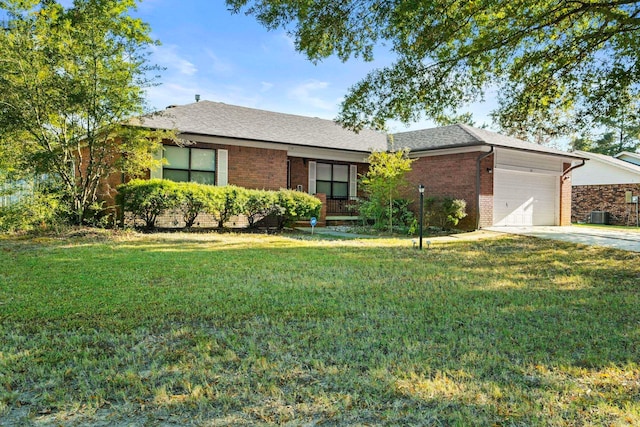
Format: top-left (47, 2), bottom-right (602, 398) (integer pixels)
top-left (406, 142), bottom-right (587, 160)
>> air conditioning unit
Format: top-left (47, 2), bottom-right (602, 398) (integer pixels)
top-left (590, 211), bottom-right (609, 225)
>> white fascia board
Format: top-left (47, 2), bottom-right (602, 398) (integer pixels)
top-left (497, 147), bottom-right (579, 165)
top-left (287, 145), bottom-right (370, 163)
top-left (408, 145), bottom-right (491, 158)
top-left (176, 133), bottom-right (370, 163)
top-left (494, 163), bottom-right (563, 176)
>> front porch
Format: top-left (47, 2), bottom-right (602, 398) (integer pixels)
top-left (326, 197), bottom-right (359, 217)
top-left (326, 197), bottom-right (360, 226)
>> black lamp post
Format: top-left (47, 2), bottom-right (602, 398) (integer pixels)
top-left (418, 184), bottom-right (424, 250)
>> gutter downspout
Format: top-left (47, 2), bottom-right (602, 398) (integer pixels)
top-left (562, 159), bottom-right (586, 177)
top-left (560, 159), bottom-right (586, 225)
top-left (476, 146), bottom-right (495, 230)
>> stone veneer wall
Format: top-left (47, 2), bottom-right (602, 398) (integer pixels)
top-left (572, 184), bottom-right (640, 225)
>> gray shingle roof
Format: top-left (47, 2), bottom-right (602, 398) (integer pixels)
top-left (393, 124), bottom-right (586, 159)
top-left (135, 101), bottom-right (584, 160)
top-left (136, 101), bottom-right (388, 152)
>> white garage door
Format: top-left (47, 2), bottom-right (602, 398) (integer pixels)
top-left (493, 169), bottom-right (558, 226)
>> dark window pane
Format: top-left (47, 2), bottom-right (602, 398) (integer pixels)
top-left (316, 181), bottom-right (331, 195)
top-left (191, 171), bottom-right (215, 185)
top-left (163, 169), bottom-right (189, 182)
top-left (333, 182), bottom-right (348, 198)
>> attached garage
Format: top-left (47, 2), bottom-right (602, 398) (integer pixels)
top-left (493, 149), bottom-right (562, 226)
top-left (494, 170), bottom-right (558, 226)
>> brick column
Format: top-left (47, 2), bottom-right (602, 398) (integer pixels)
top-left (315, 193), bottom-right (327, 226)
top-left (560, 163), bottom-right (572, 226)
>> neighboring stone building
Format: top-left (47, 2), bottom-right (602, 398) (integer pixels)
top-left (572, 151), bottom-right (640, 226)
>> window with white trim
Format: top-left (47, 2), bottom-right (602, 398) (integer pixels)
top-left (316, 162), bottom-right (349, 199)
top-left (163, 146), bottom-right (216, 185)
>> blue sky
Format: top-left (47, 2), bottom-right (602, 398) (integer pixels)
top-left (131, 0), bottom-right (500, 132)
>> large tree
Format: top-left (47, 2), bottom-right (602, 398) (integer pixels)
top-left (0, 0), bottom-right (166, 223)
top-left (227, 0), bottom-right (640, 141)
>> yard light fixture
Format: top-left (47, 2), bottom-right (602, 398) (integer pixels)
top-left (418, 184), bottom-right (425, 250)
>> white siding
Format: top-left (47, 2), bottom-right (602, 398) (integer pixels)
top-left (572, 160), bottom-right (640, 185)
top-left (496, 149), bottom-right (563, 175)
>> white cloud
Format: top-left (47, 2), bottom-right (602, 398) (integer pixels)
top-left (205, 50), bottom-right (234, 76)
top-left (260, 82), bottom-right (274, 92)
top-left (288, 80), bottom-right (335, 112)
top-left (151, 45), bottom-right (197, 76)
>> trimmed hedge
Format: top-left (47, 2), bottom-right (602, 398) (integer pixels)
top-left (116, 179), bottom-right (321, 230)
top-left (115, 179), bottom-right (180, 230)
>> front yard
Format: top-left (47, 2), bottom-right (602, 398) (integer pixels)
top-left (0, 231), bottom-right (638, 425)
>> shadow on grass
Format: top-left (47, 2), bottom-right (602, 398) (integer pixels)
top-left (0, 234), bottom-right (638, 425)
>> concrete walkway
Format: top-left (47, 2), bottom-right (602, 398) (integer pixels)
top-left (485, 226), bottom-right (640, 252)
top-left (295, 227), bottom-right (379, 239)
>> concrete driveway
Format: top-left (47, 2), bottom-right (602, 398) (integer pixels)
top-left (485, 226), bottom-right (640, 252)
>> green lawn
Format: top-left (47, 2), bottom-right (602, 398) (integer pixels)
top-left (574, 223), bottom-right (640, 232)
top-left (1, 230), bottom-right (638, 425)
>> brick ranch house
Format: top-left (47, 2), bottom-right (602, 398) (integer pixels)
top-left (571, 150), bottom-right (640, 226)
top-left (126, 100), bottom-right (584, 230)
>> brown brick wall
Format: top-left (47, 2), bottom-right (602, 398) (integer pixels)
top-left (227, 145), bottom-right (288, 190)
top-left (572, 184), bottom-right (640, 225)
top-left (406, 152), bottom-right (491, 230)
top-left (160, 140), bottom-right (288, 190)
top-left (289, 157), bottom-right (308, 192)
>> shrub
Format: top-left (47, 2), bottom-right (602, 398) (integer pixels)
top-left (244, 189), bottom-right (277, 228)
top-left (358, 197), bottom-right (416, 234)
top-left (116, 179), bottom-right (180, 230)
top-left (212, 185), bottom-right (248, 228)
top-left (0, 191), bottom-right (67, 233)
top-left (273, 189), bottom-right (322, 229)
top-left (424, 196), bottom-right (467, 230)
top-left (116, 181), bottom-right (323, 231)
top-left (174, 182), bottom-right (213, 228)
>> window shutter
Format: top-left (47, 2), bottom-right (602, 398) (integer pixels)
top-left (217, 149), bottom-right (228, 186)
top-left (308, 161), bottom-right (316, 194)
top-left (349, 164), bottom-right (358, 198)
top-left (150, 147), bottom-right (163, 179)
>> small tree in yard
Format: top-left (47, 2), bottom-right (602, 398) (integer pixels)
top-left (0, 0), bottom-right (167, 225)
top-left (360, 149), bottom-right (414, 233)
